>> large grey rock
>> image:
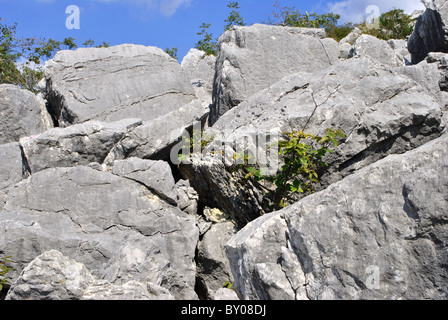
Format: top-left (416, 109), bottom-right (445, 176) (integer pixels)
top-left (0, 143), bottom-right (25, 211)
top-left (196, 222), bottom-right (238, 300)
top-left (20, 118), bottom-right (142, 174)
top-left (0, 166), bottom-right (199, 299)
top-left (0, 84), bottom-right (52, 144)
top-left (408, 0), bottom-right (448, 64)
top-left (395, 52), bottom-right (448, 105)
top-left (181, 57), bottom-right (444, 227)
top-left (225, 134), bottom-right (448, 300)
top-left (107, 99), bottom-right (209, 161)
top-left (5, 250), bottom-right (174, 300)
top-left (210, 24), bottom-right (340, 125)
top-left (348, 34), bottom-right (405, 66)
top-left (112, 157), bottom-right (179, 205)
top-left (181, 48), bottom-right (216, 105)
top-left (42, 44), bottom-right (196, 127)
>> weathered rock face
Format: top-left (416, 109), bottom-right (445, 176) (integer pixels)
top-left (181, 48), bottom-right (216, 106)
top-left (408, 0), bottom-right (448, 64)
top-left (42, 44), bottom-right (196, 127)
top-left (0, 84), bottom-right (52, 144)
top-left (349, 34), bottom-right (405, 66)
top-left (107, 100), bottom-right (208, 162)
top-left (0, 165), bottom-right (199, 300)
top-left (20, 118), bottom-right (142, 174)
top-left (226, 134), bottom-right (448, 300)
top-left (0, 143), bottom-right (25, 212)
top-left (196, 222), bottom-right (238, 300)
top-left (209, 24), bottom-right (340, 125)
top-left (6, 250), bottom-right (174, 300)
top-left (182, 57), bottom-right (444, 227)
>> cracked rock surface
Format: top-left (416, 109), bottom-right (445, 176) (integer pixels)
top-left (41, 44), bottom-right (196, 126)
top-left (225, 134), bottom-right (448, 300)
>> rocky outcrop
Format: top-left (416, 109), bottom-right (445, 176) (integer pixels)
top-left (408, 0), bottom-right (448, 64)
top-left (210, 24), bottom-right (340, 125)
top-left (182, 56), bottom-right (444, 226)
top-left (1, 165), bottom-right (199, 299)
top-left (6, 250), bottom-right (174, 300)
top-left (20, 118), bottom-right (142, 174)
top-left (226, 134), bottom-right (448, 300)
top-left (348, 34), bottom-right (406, 66)
top-left (181, 48), bottom-right (216, 106)
top-left (2, 16), bottom-right (448, 301)
top-left (41, 44), bottom-right (196, 126)
top-left (196, 222), bottom-right (238, 300)
top-left (0, 84), bottom-right (52, 144)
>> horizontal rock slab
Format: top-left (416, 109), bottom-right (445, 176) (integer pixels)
top-left (0, 84), bottom-right (52, 144)
top-left (0, 166), bottom-right (199, 299)
top-left (210, 24), bottom-right (340, 125)
top-left (42, 44), bottom-right (196, 126)
top-left (20, 118), bottom-right (142, 174)
top-left (225, 134), bottom-right (448, 300)
top-left (107, 99), bottom-right (209, 161)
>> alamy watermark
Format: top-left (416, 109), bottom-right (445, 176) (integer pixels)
top-left (66, 5), bottom-right (80, 30)
top-left (365, 5), bottom-right (380, 30)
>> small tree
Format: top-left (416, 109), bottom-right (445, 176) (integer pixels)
top-left (0, 255), bottom-right (12, 292)
top-left (165, 47), bottom-right (178, 60)
top-left (265, 0), bottom-right (353, 41)
top-left (224, 1), bottom-right (246, 31)
top-left (359, 9), bottom-right (414, 40)
top-left (195, 22), bottom-right (217, 56)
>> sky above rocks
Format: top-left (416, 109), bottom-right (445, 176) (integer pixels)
top-left (1, 0), bottom-right (424, 61)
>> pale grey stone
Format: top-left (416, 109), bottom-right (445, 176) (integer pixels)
top-left (42, 44), bottom-right (196, 126)
top-left (225, 134), bottom-right (448, 300)
top-left (210, 24), bottom-right (340, 124)
top-left (0, 84), bottom-right (52, 144)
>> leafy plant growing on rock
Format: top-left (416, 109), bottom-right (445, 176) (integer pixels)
top-left (245, 86), bottom-right (346, 211)
top-left (247, 129), bottom-right (345, 211)
top-left (0, 255), bottom-right (12, 292)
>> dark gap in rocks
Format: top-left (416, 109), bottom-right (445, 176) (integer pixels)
top-left (0, 285), bottom-right (9, 300)
top-left (19, 144), bottom-right (32, 178)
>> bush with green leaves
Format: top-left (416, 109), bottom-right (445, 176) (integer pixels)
top-left (165, 47), bottom-right (178, 60)
top-left (194, 22), bottom-right (217, 56)
top-left (265, 0), bottom-right (354, 41)
top-left (246, 128), bottom-right (346, 211)
top-left (359, 8), bottom-right (414, 40)
top-left (0, 255), bottom-right (12, 292)
top-left (1, 18), bottom-right (110, 93)
top-left (224, 1), bottom-right (246, 31)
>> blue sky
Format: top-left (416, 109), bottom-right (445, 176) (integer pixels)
top-left (1, 0), bottom-right (424, 61)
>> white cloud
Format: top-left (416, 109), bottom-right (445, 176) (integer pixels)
top-left (327, 0), bottom-right (426, 23)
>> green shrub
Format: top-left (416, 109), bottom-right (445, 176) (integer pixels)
top-left (194, 22), bottom-right (217, 56)
top-left (224, 1), bottom-right (246, 31)
top-left (359, 8), bottom-right (414, 40)
top-left (246, 128), bottom-right (345, 211)
top-left (0, 255), bottom-right (12, 292)
top-left (265, 1), bottom-right (354, 41)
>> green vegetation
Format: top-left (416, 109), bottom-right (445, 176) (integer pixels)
top-left (265, 0), bottom-right (354, 41)
top-left (359, 8), bottom-right (414, 40)
top-left (246, 128), bottom-right (345, 211)
top-left (0, 255), bottom-right (12, 292)
top-left (224, 1), bottom-right (246, 31)
top-left (1, 18), bottom-right (110, 93)
top-left (194, 22), bottom-right (217, 56)
top-left (178, 129), bottom-right (215, 164)
top-left (165, 47), bottom-right (179, 60)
